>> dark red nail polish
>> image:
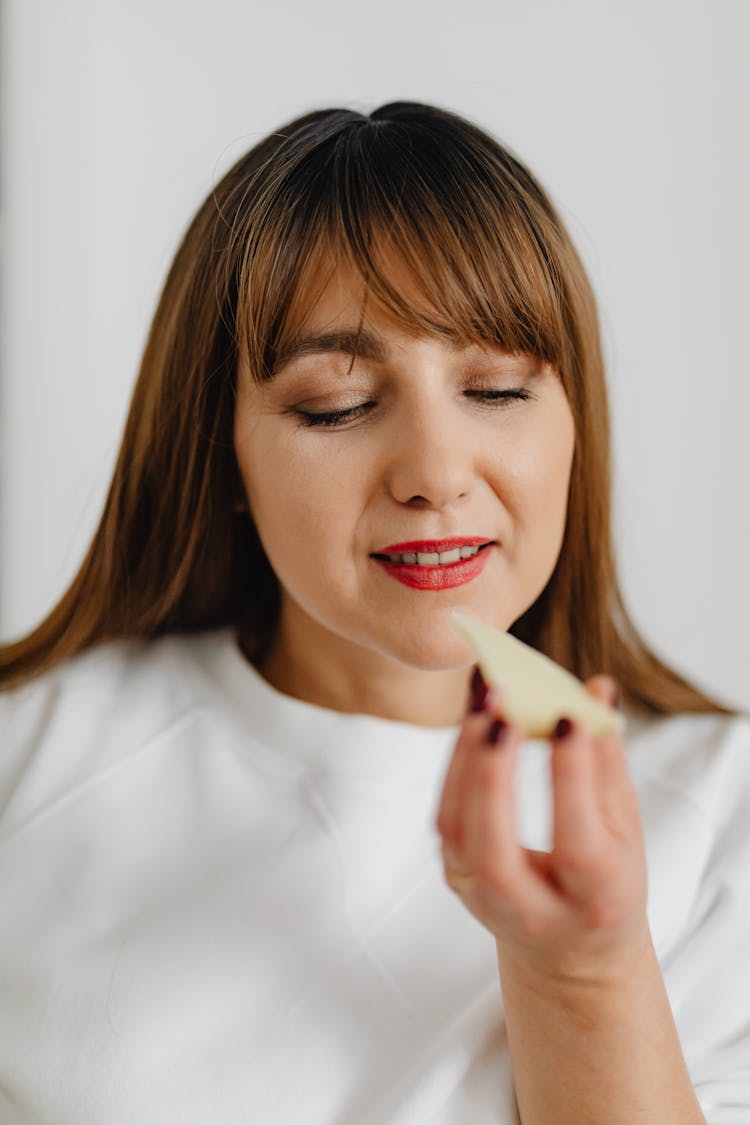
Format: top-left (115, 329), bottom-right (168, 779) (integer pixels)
top-left (554, 717), bottom-right (574, 740)
top-left (469, 666), bottom-right (489, 713)
top-left (486, 718), bottom-right (507, 747)
top-left (610, 681), bottom-right (621, 710)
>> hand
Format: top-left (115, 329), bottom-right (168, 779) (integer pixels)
top-left (435, 671), bottom-right (651, 984)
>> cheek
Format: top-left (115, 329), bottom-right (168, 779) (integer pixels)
top-left (497, 408), bottom-right (574, 530)
top-left (531, 418), bottom-right (575, 543)
top-left (237, 429), bottom-right (357, 551)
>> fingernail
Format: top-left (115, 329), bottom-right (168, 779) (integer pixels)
top-left (554, 716), bottom-right (574, 740)
top-left (609, 680), bottom-right (621, 710)
top-left (469, 666), bottom-right (489, 713)
top-left (486, 717), bottom-right (508, 747)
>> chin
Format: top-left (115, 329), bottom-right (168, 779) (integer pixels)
top-left (379, 621), bottom-right (482, 673)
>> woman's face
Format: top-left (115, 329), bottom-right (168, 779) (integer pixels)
top-left (233, 256), bottom-right (576, 719)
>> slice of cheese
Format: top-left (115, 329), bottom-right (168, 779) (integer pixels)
top-left (451, 611), bottom-right (625, 738)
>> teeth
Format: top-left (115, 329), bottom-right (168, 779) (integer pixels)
top-left (384, 545), bottom-right (484, 566)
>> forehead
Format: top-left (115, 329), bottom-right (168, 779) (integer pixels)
top-left (293, 243), bottom-right (430, 329)
top-left (256, 223), bottom-right (564, 389)
top-left (277, 242), bottom-right (481, 372)
top-left (275, 310), bottom-right (503, 383)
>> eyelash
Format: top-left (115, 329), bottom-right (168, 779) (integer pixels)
top-left (294, 389), bottom-right (534, 428)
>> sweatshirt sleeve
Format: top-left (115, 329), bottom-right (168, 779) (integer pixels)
top-left (665, 716), bottom-right (750, 1124)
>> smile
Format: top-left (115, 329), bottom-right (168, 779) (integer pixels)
top-left (374, 544), bottom-right (488, 566)
top-left (372, 543), bottom-right (495, 590)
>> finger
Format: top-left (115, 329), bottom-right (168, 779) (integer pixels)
top-left (435, 671), bottom-right (500, 851)
top-left (441, 839), bottom-right (475, 887)
top-left (584, 674), bottom-right (619, 711)
top-left (550, 717), bottom-right (604, 896)
top-left (435, 734), bottom-right (475, 852)
top-left (461, 712), bottom-right (524, 885)
top-left (462, 715), bottom-right (564, 923)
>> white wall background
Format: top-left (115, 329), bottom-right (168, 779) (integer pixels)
top-left (1, 0), bottom-right (748, 710)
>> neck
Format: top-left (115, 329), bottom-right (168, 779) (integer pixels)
top-left (253, 635), bottom-right (470, 728)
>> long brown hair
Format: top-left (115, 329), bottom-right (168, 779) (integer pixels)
top-left (0, 101), bottom-right (741, 719)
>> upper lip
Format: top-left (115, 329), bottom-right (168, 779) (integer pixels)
top-left (372, 537), bottom-right (495, 556)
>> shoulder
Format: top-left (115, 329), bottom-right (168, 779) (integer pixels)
top-left (0, 632), bottom-right (215, 840)
top-left (624, 707), bottom-right (750, 838)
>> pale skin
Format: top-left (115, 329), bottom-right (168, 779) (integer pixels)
top-left (436, 679), bottom-right (705, 1123)
top-left (233, 253), bottom-right (575, 726)
top-left (234, 250), bottom-right (706, 1121)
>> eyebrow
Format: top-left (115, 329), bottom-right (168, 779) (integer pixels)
top-left (271, 327), bottom-right (471, 378)
top-left (271, 329), bottom-right (390, 378)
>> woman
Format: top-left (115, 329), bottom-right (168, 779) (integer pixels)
top-left (1, 101), bottom-right (747, 1124)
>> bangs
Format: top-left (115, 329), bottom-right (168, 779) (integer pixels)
top-left (235, 111), bottom-right (569, 383)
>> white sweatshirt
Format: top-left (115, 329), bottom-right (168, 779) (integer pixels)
top-left (0, 628), bottom-right (748, 1124)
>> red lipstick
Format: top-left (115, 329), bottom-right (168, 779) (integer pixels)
top-left (371, 539), bottom-right (496, 591)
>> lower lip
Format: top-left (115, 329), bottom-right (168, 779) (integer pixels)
top-left (373, 546), bottom-right (493, 590)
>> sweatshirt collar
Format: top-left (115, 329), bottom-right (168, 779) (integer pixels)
top-left (191, 627), bottom-right (462, 785)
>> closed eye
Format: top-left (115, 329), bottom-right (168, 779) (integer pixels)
top-left (293, 389), bottom-right (534, 429)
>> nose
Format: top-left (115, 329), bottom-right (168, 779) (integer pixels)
top-left (384, 394), bottom-right (476, 509)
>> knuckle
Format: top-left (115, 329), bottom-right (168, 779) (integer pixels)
top-left (440, 841), bottom-right (463, 873)
top-left (435, 808), bottom-right (452, 838)
top-left (442, 823), bottom-right (466, 855)
top-left (436, 810), bottom-right (455, 843)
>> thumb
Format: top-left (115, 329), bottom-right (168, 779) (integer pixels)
top-left (584, 674), bottom-right (621, 711)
